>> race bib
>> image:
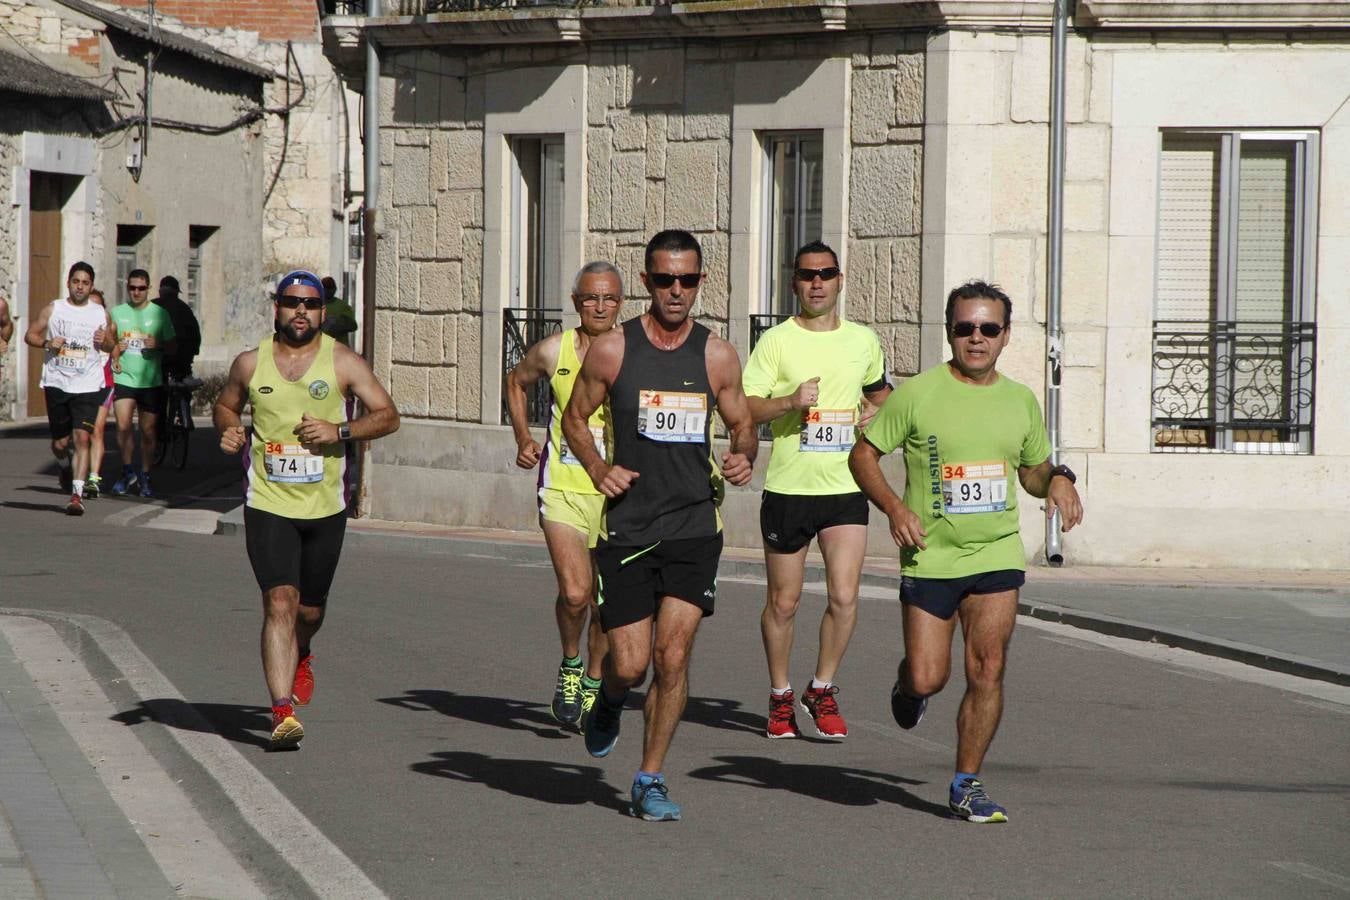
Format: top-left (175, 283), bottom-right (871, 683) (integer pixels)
top-left (637, 390), bottom-right (707, 444)
top-left (941, 460), bottom-right (1008, 514)
top-left (799, 408), bottom-right (856, 452)
top-left (560, 425), bottom-right (606, 466)
top-left (263, 441), bottom-right (324, 483)
top-left (54, 346), bottom-right (88, 369)
top-left (123, 331), bottom-right (149, 354)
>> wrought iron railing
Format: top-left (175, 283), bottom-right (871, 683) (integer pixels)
top-left (1151, 320), bottom-right (1315, 454)
top-left (750, 313), bottom-right (789, 350)
top-left (502, 307), bottom-right (563, 427)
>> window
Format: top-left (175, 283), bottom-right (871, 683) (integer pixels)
top-left (503, 135), bottom-right (565, 425)
top-left (115, 224), bottom-right (153, 306)
top-left (760, 132), bottom-right (824, 320)
top-left (1151, 131), bottom-right (1318, 454)
top-left (187, 225), bottom-right (217, 317)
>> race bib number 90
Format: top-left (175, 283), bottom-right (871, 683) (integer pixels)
top-left (638, 390), bottom-right (707, 444)
top-left (560, 425), bottom-right (606, 466)
top-left (941, 460), bottom-right (1008, 514)
top-left (800, 408), bottom-right (856, 452)
top-left (264, 441), bottom-right (324, 483)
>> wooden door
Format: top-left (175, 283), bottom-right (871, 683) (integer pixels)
top-left (27, 173), bottom-right (64, 416)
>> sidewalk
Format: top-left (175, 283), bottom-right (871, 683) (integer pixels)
top-left (218, 513), bottom-right (1350, 687)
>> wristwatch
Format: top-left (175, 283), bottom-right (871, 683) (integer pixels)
top-left (1049, 463), bottom-right (1077, 484)
top-left (337, 422), bottom-right (352, 441)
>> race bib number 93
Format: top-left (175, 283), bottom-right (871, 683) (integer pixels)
top-left (941, 460), bottom-right (1008, 514)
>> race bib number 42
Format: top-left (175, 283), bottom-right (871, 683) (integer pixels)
top-left (800, 408), bottom-right (856, 452)
top-left (123, 331), bottom-right (149, 353)
top-left (638, 390), bottom-right (707, 444)
top-left (941, 460), bottom-right (1008, 514)
top-left (264, 441), bottom-right (324, 483)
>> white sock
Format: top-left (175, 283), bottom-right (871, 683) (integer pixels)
top-left (72, 479), bottom-right (84, 497)
top-left (811, 678), bottom-right (832, 690)
top-left (771, 685), bottom-right (792, 697)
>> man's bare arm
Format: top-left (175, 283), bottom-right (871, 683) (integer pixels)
top-left (1018, 458), bottom-right (1083, 530)
top-left (563, 330), bottom-right (635, 497)
top-left (849, 436), bottom-right (926, 549)
top-left (707, 337), bottom-right (756, 485)
top-left (213, 351), bottom-right (256, 454)
top-left (0, 296), bottom-right (13, 345)
top-left (24, 302), bottom-right (53, 349)
top-left (294, 345), bottom-right (400, 446)
top-left (505, 333), bottom-right (560, 464)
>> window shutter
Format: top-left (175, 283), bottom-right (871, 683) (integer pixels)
top-left (1235, 142), bottom-right (1296, 323)
top-left (1156, 135), bottom-right (1221, 321)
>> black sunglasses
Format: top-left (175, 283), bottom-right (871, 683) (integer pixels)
top-left (647, 272), bottom-right (702, 289)
top-left (127, 284), bottom-right (149, 292)
top-left (951, 321), bottom-right (1006, 338)
top-left (794, 266), bottom-right (840, 282)
top-left (278, 295), bottom-right (324, 310)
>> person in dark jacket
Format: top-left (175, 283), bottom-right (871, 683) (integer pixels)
top-left (152, 276), bottom-right (201, 380)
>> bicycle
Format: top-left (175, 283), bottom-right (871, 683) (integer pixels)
top-left (154, 375), bottom-right (202, 470)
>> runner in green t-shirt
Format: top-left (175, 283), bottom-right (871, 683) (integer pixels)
top-left (109, 268), bottom-right (177, 497)
top-left (742, 240), bottom-right (891, 740)
top-left (849, 279), bottom-right (1083, 824)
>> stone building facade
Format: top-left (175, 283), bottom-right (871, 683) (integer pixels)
top-left (326, 1), bottom-right (1350, 569)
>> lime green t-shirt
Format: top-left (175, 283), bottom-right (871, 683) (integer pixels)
top-left (110, 302), bottom-right (176, 389)
top-left (742, 317), bottom-right (888, 496)
top-left (862, 363), bottom-right (1052, 577)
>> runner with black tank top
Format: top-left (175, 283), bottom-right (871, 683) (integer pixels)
top-left (563, 230), bottom-right (756, 823)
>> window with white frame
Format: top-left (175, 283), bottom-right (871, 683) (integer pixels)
top-left (1151, 131), bottom-right (1318, 454)
top-left (760, 132), bottom-right (824, 322)
top-left (115, 224), bottom-right (153, 307)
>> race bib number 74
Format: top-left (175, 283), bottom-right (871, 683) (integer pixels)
top-left (264, 441), bottom-right (324, 483)
top-left (941, 460), bottom-right (1008, 514)
top-left (638, 390), bottom-right (707, 443)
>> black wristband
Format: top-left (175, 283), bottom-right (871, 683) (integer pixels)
top-left (338, 421), bottom-right (352, 441)
top-left (1049, 463), bottom-right (1076, 484)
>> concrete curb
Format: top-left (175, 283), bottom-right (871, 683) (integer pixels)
top-left (212, 515), bottom-right (1350, 688)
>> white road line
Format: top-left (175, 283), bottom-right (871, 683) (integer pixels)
top-left (1269, 861), bottom-right (1350, 892)
top-left (2, 610), bottom-right (387, 899)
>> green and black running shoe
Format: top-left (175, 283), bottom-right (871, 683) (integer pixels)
top-left (551, 660), bottom-right (585, 725)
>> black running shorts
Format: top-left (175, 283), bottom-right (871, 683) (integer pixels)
top-left (244, 506), bottom-right (347, 605)
top-left (760, 490), bottom-right (869, 554)
top-left (113, 383), bottom-right (165, 413)
top-left (594, 533), bottom-right (723, 631)
top-left (900, 569), bottom-right (1025, 621)
top-left (44, 386), bottom-right (105, 439)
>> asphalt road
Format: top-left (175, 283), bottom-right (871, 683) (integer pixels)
top-left (1, 426), bottom-right (1348, 898)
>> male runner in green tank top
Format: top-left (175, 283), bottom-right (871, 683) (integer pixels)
top-left (742, 240), bottom-right (892, 740)
top-left (849, 280), bottom-right (1083, 822)
top-left (214, 270), bottom-right (399, 750)
top-left (564, 230), bottom-right (757, 822)
top-left (506, 261), bottom-right (623, 728)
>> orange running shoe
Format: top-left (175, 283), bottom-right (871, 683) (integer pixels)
top-left (292, 655), bottom-right (315, 706)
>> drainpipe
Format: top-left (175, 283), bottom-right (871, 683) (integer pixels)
top-left (1044, 0), bottom-right (1070, 566)
top-left (354, 0), bottom-right (381, 516)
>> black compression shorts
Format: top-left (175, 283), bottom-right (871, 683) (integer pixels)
top-left (244, 506), bottom-right (347, 605)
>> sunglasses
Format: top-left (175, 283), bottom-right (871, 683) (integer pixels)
top-left (578, 294), bottom-right (621, 308)
top-left (794, 266), bottom-right (840, 282)
top-left (647, 272), bottom-right (702, 289)
top-left (278, 295), bottom-right (324, 310)
top-left (127, 284), bottom-right (149, 292)
top-left (951, 321), bottom-right (1007, 338)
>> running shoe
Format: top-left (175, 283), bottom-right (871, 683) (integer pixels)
top-left (765, 690), bottom-right (800, 739)
top-left (583, 691), bottom-right (622, 757)
top-left (58, 466), bottom-right (72, 493)
top-left (631, 776), bottom-right (681, 822)
top-left (84, 474), bottom-right (101, 499)
top-left (800, 683), bottom-right (848, 738)
top-left (138, 473), bottom-right (153, 498)
top-left (550, 659), bottom-right (585, 726)
top-left (65, 494), bottom-right (84, 517)
top-left (890, 678), bottom-right (928, 730)
top-left (578, 680), bottom-right (599, 730)
top-left (292, 655), bottom-right (315, 706)
top-left (949, 778), bottom-right (1008, 824)
top-left (111, 468), bottom-right (137, 495)
top-left (269, 705), bottom-right (304, 750)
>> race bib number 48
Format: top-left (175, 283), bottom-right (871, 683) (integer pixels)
top-left (941, 460), bottom-right (1008, 514)
top-left (800, 408), bottom-right (856, 452)
top-left (638, 390), bottom-right (707, 444)
top-left (264, 441), bottom-right (324, 483)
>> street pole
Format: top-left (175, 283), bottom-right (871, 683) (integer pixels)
top-left (355, 0), bottom-right (381, 517)
top-left (1044, 0), bottom-right (1070, 566)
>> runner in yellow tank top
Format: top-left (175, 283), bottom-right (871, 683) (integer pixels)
top-left (505, 261), bottom-right (623, 728)
top-left (214, 270), bottom-right (400, 750)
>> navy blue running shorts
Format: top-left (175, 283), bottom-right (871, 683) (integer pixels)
top-left (900, 569), bottom-right (1025, 620)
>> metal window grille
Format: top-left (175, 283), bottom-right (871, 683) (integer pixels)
top-left (501, 308), bottom-right (562, 427)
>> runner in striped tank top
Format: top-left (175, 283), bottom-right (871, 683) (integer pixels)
top-left (214, 270), bottom-right (400, 750)
top-left (506, 261), bottom-right (624, 728)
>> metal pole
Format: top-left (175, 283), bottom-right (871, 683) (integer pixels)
top-left (1044, 0), bottom-right (1069, 566)
top-left (355, 0), bottom-right (381, 516)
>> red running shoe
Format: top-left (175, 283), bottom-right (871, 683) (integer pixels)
top-left (292, 655), bottom-right (315, 706)
top-left (65, 494), bottom-right (85, 516)
top-left (766, 690), bottom-right (800, 739)
top-left (801, 683), bottom-right (848, 738)
top-left (270, 704), bottom-right (304, 750)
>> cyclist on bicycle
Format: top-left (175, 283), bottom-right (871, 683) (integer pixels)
top-left (154, 276), bottom-right (200, 382)
top-left (110, 269), bottom-right (177, 497)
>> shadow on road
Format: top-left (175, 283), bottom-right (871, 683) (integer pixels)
top-left (681, 695), bottom-right (765, 735)
top-left (410, 751), bottom-right (628, 813)
top-left (376, 689), bottom-right (570, 740)
top-left (0, 499), bottom-right (66, 514)
top-left (112, 698), bottom-right (273, 749)
top-left (687, 755), bottom-right (951, 817)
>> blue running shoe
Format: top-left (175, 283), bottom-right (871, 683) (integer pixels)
top-left (890, 679), bottom-right (927, 730)
top-left (111, 468), bottom-right (137, 495)
top-left (949, 778), bottom-right (1008, 823)
top-left (138, 473), bottom-right (153, 498)
top-left (583, 691), bottom-right (622, 757)
top-left (631, 776), bottom-right (681, 822)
